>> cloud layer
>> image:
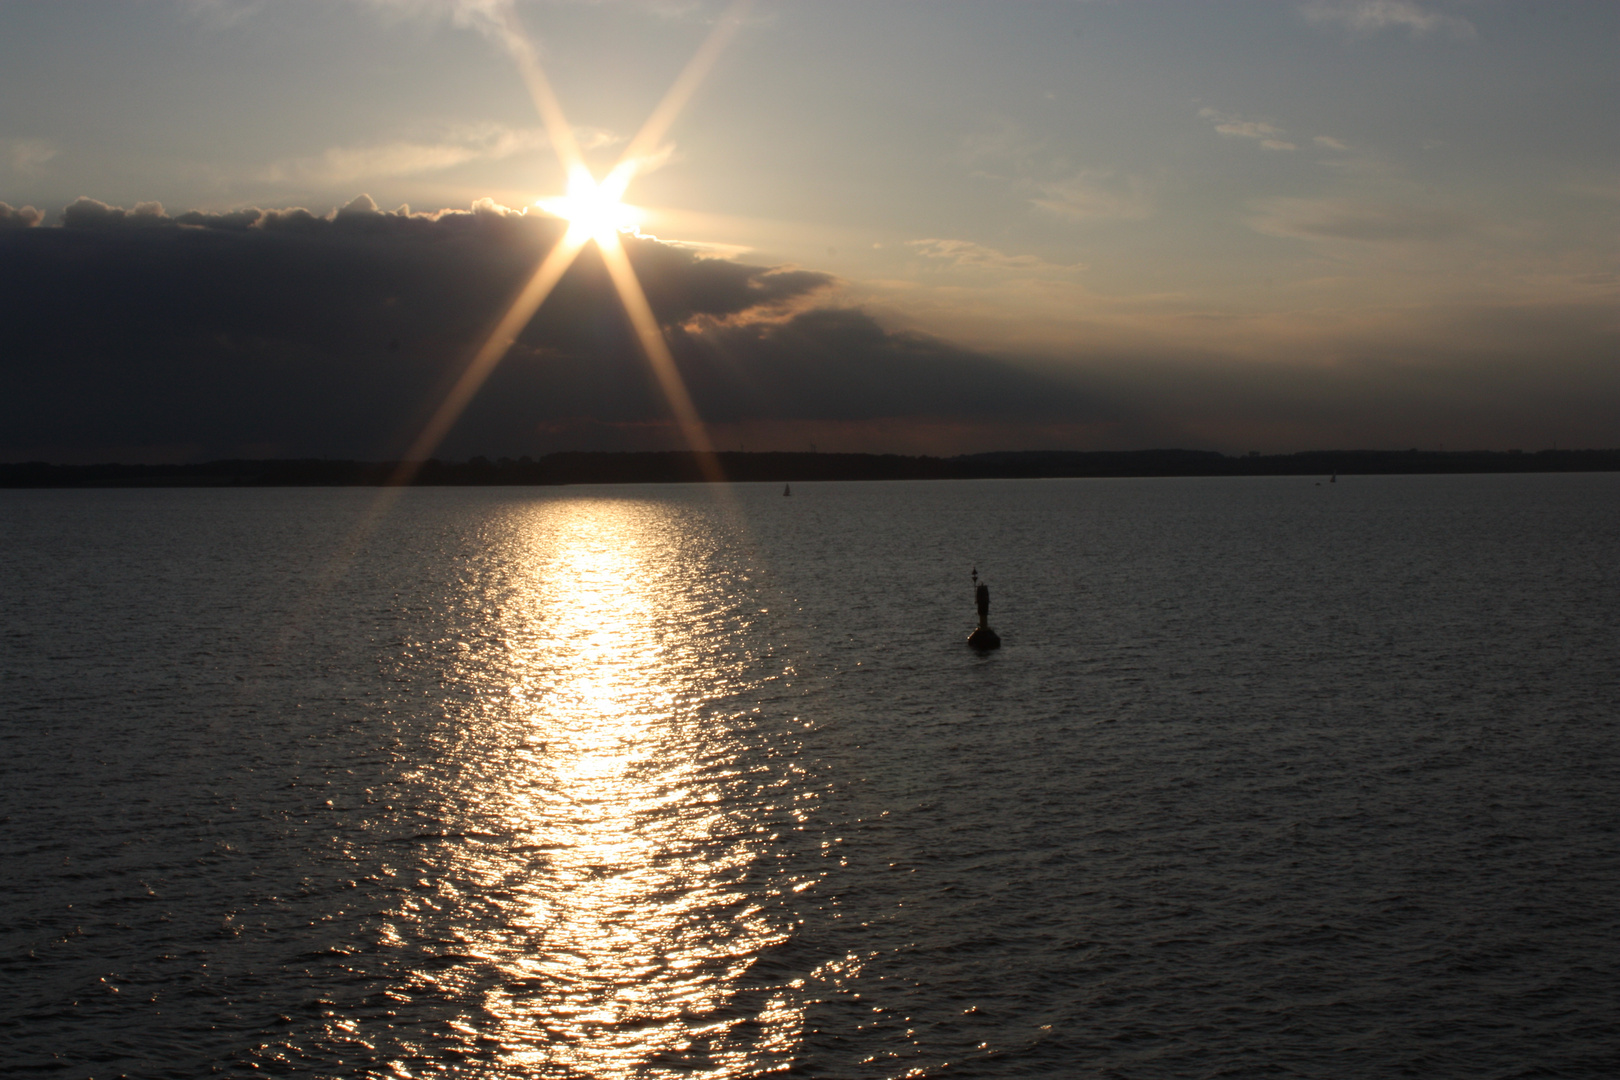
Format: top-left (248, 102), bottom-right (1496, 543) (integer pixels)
top-left (1300, 1), bottom-right (1474, 38)
top-left (5, 192), bottom-right (1616, 463)
top-left (0, 196), bottom-right (1099, 462)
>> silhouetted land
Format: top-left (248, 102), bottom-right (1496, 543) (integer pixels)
top-left (4, 449), bottom-right (1619, 488)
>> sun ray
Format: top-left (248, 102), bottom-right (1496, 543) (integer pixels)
top-left (596, 232), bottom-right (726, 482)
top-left (382, 0), bottom-right (751, 484)
top-left (492, 5), bottom-right (586, 176)
top-left (288, 0), bottom-right (751, 691)
top-left (616, 0), bottom-right (753, 179)
top-left (388, 229), bottom-right (589, 486)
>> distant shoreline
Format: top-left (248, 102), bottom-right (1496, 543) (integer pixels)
top-left (4, 449), bottom-right (1618, 488)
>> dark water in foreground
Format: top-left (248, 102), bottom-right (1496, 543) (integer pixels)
top-left (3, 475), bottom-right (1619, 1078)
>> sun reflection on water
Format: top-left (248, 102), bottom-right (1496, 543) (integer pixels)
top-left (434, 497), bottom-right (807, 1076)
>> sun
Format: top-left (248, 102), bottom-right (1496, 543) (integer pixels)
top-left (538, 164), bottom-right (641, 244)
top-left (391, 0), bottom-right (752, 489)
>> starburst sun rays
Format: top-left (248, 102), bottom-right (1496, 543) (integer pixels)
top-left (390, 0), bottom-right (752, 486)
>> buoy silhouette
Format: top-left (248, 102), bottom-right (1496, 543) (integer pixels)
top-left (967, 567), bottom-right (1001, 650)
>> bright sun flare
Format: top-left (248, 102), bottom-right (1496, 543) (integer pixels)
top-left (539, 165), bottom-right (641, 244)
top-left (393, 0), bottom-right (750, 487)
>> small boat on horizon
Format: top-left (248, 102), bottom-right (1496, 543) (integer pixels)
top-left (783, 483), bottom-right (791, 496)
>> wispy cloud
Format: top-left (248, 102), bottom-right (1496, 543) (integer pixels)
top-left (1198, 109), bottom-right (1296, 151)
top-left (176, 0), bottom-right (270, 26)
top-left (182, 0), bottom-right (511, 33)
top-left (3, 138), bottom-right (59, 176)
top-left (357, 0), bottom-right (719, 27)
top-left (958, 116), bottom-right (1044, 170)
top-left (259, 122), bottom-right (615, 186)
top-left (1562, 175), bottom-right (1620, 203)
top-left (955, 119), bottom-right (1154, 227)
top-left (353, 0), bottom-right (509, 30)
top-left (908, 239), bottom-right (1085, 275)
top-left (1300, 1), bottom-right (1475, 38)
top-left (1248, 195), bottom-right (1477, 243)
top-left (1031, 170), bottom-right (1155, 222)
top-left (1313, 135), bottom-right (1349, 152)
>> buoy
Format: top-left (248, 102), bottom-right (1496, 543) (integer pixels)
top-left (968, 575), bottom-right (1001, 650)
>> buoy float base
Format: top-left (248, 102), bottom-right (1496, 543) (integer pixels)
top-left (967, 626), bottom-right (1001, 650)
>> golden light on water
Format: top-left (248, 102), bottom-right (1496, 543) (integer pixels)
top-left (424, 499), bottom-right (809, 1076)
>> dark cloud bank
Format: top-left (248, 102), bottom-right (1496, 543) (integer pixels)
top-left (5, 195), bottom-right (1617, 463)
top-left (0, 196), bottom-right (1103, 463)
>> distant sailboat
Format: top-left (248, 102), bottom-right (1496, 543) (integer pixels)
top-left (1330, 473), bottom-right (1337, 483)
top-left (783, 483), bottom-right (791, 496)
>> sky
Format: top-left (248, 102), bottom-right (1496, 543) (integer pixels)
top-left (2, 0), bottom-right (1617, 462)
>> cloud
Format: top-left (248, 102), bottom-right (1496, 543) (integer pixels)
top-left (258, 122), bottom-right (609, 187)
top-left (0, 202), bottom-right (44, 228)
top-left (0, 196), bottom-right (1107, 461)
top-left (907, 239), bottom-right (1085, 275)
top-left (8, 195), bottom-right (1616, 461)
top-left (183, 0), bottom-right (512, 35)
top-left (178, 0), bottom-right (269, 25)
top-left (1248, 195), bottom-right (1477, 242)
top-left (3, 137), bottom-right (59, 176)
top-left (60, 197), bottom-right (172, 228)
top-left (1031, 170), bottom-right (1155, 221)
top-left (356, 0), bottom-right (719, 31)
top-left (349, 0), bottom-right (510, 30)
top-left (1300, 1), bottom-right (1475, 38)
top-left (1313, 135), bottom-right (1349, 152)
top-left (1199, 109), bottom-right (1296, 151)
top-left (957, 116), bottom-right (1044, 171)
top-left (667, 307), bottom-right (1098, 426)
top-left (954, 119), bottom-right (1154, 225)
top-left (1563, 176), bottom-right (1620, 203)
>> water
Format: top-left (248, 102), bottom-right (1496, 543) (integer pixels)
top-left (3, 475), bottom-right (1618, 1078)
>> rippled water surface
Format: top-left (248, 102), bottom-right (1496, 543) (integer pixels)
top-left (4, 475), bottom-right (1619, 1078)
